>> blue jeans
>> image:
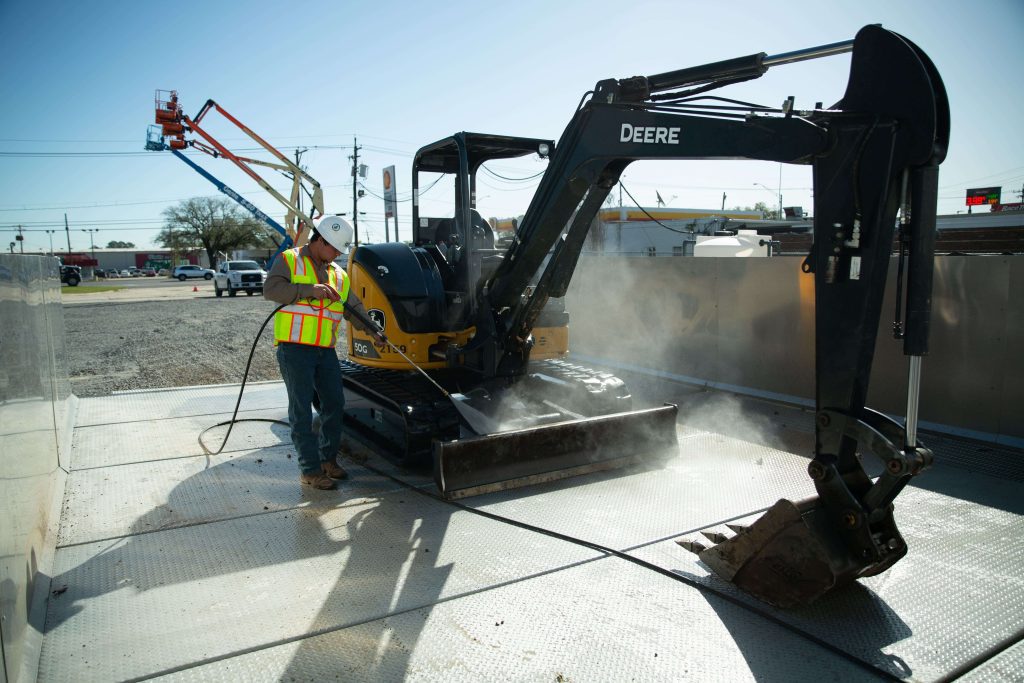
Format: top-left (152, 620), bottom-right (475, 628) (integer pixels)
top-left (275, 343), bottom-right (345, 475)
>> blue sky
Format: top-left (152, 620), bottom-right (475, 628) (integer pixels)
top-left (1, 0), bottom-right (1022, 252)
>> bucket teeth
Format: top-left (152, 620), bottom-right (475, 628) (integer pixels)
top-left (700, 530), bottom-right (731, 544)
top-left (674, 537), bottom-right (708, 554)
top-left (725, 522), bottom-right (750, 535)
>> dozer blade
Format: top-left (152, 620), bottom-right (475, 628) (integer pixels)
top-left (691, 496), bottom-right (907, 608)
top-left (434, 404), bottom-right (678, 499)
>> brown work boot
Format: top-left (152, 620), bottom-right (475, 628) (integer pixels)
top-left (300, 470), bottom-right (336, 490)
top-left (321, 459), bottom-right (349, 480)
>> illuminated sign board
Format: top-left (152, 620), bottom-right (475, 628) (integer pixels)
top-left (965, 187), bottom-right (1001, 206)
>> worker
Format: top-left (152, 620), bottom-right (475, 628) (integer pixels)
top-left (264, 215), bottom-right (383, 490)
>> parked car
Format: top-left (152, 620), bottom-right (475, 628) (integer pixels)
top-left (141, 268), bottom-right (157, 277)
top-left (172, 264), bottom-right (215, 281)
top-left (213, 260), bottom-right (267, 297)
top-left (95, 268), bottom-right (106, 278)
top-left (119, 269), bottom-right (131, 278)
top-left (127, 268), bottom-right (143, 277)
top-left (59, 264), bottom-right (81, 287)
top-left (106, 269), bottom-right (121, 278)
top-left (157, 268), bottom-right (169, 277)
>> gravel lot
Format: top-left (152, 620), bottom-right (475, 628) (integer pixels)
top-left (64, 291), bottom-right (293, 397)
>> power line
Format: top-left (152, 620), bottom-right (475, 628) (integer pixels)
top-left (618, 182), bottom-right (692, 234)
top-left (481, 166), bottom-right (546, 182)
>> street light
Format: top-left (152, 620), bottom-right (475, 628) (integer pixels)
top-left (754, 182), bottom-right (783, 220)
top-left (45, 229), bottom-right (57, 255)
top-left (82, 228), bottom-right (99, 260)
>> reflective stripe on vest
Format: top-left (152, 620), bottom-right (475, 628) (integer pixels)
top-left (273, 249), bottom-right (350, 347)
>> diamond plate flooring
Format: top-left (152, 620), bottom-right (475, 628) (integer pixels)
top-left (38, 380), bottom-right (1024, 681)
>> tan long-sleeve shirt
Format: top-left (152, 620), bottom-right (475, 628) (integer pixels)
top-left (263, 245), bottom-right (375, 336)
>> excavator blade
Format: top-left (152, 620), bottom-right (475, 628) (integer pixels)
top-left (434, 404), bottom-right (678, 499)
top-left (687, 496), bottom-right (907, 608)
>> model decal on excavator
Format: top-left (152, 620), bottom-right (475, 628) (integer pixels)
top-left (619, 124), bottom-right (681, 144)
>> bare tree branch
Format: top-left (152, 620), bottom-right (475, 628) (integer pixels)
top-left (157, 197), bottom-right (269, 269)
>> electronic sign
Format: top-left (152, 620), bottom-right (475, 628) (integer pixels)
top-left (965, 187), bottom-right (1001, 206)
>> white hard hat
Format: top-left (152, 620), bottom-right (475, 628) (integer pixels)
top-left (314, 215), bottom-right (353, 252)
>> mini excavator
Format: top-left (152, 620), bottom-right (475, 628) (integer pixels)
top-left (340, 25), bottom-right (948, 607)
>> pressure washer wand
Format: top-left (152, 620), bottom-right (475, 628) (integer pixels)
top-left (345, 304), bottom-right (498, 434)
top-left (344, 304), bottom-right (451, 398)
top-left (384, 337), bottom-right (453, 399)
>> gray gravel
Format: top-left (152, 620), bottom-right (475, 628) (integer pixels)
top-left (64, 297), bottom-right (294, 397)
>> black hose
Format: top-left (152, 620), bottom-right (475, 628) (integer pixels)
top-left (197, 303), bottom-right (286, 455)
top-left (359, 459), bottom-right (904, 682)
top-left (201, 298), bottom-right (902, 680)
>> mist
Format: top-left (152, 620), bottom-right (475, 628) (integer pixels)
top-left (560, 252), bottom-right (792, 449)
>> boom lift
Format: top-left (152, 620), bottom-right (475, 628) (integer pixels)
top-left (145, 90), bottom-right (324, 259)
top-left (342, 25), bottom-right (948, 607)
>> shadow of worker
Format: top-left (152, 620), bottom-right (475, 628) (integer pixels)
top-left (41, 445), bottom-right (457, 682)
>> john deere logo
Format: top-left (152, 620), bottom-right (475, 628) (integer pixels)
top-left (368, 309), bottom-right (386, 330)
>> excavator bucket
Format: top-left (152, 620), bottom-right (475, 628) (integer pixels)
top-left (434, 404), bottom-right (678, 499)
top-left (679, 493), bottom-right (910, 608)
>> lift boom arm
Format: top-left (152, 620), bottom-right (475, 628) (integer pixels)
top-left (146, 90), bottom-right (325, 258)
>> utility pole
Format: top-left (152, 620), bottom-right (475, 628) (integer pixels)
top-left (777, 163), bottom-right (784, 220)
top-left (294, 147), bottom-right (306, 217)
top-left (349, 137), bottom-right (362, 246)
top-left (293, 147), bottom-right (306, 247)
top-left (64, 213), bottom-right (72, 253)
top-left (721, 192), bottom-right (727, 210)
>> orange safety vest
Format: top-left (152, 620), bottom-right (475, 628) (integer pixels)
top-left (273, 249), bottom-right (350, 347)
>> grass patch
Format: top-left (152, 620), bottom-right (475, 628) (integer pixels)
top-left (62, 285), bottom-right (124, 294)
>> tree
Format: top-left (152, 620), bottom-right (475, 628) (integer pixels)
top-left (106, 240), bottom-right (136, 248)
top-left (729, 202), bottom-right (779, 220)
top-left (157, 197), bottom-right (269, 270)
top-left (754, 201), bottom-right (780, 220)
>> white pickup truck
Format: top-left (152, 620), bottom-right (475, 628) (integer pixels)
top-left (213, 260), bottom-right (266, 297)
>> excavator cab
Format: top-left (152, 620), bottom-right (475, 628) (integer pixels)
top-left (409, 133), bottom-right (553, 321)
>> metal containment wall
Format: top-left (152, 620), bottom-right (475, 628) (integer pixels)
top-left (566, 254), bottom-right (1023, 446)
top-left (0, 255), bottom-right (75, 683)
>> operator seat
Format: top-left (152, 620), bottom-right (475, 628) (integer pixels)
top-left (434, 218), bottom-right (455, 249)
top-left (470, 210), bottom-right (495, 249)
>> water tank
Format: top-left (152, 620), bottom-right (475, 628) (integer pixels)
top-left (693, 230), bottom-right (770, 257)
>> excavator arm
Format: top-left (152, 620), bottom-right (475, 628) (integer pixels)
top-left (453, 25), bottom-right (948, 606)
top-left (466, 107), bottom-right (827, 378)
